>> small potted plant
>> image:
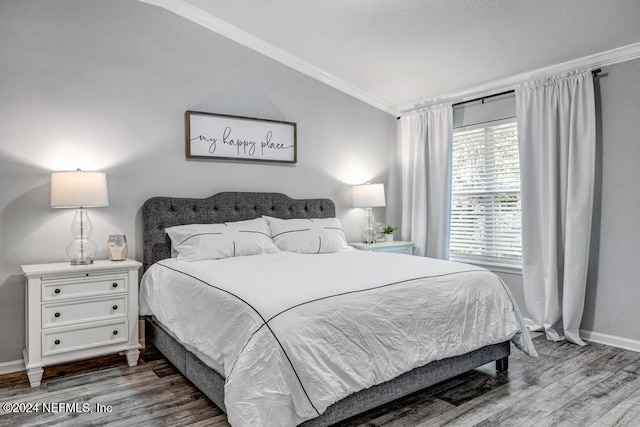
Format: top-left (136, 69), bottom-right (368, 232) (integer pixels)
top-left (380, 225), bottom-right (398, 242)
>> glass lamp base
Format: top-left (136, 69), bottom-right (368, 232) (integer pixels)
top-left (66, 209), bottom-right (97, 265)
top-left (70, 258), bottom-right (94, 265)
top-left (362, 227), bottom-right (377, 243)
top-left (66, 239), bottom-right (97, 266)
top-left (361, 209), bottom-right (377, 243)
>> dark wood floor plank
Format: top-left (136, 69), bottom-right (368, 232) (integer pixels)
top-left (0, 371), bottom-right (31, 391)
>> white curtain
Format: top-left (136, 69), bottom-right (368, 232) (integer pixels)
top-left (399, 105), bottom-right (452, 258)
top-left (516, 70), bottom-right (596, 345)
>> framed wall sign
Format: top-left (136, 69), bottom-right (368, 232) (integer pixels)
top-left (185, 111), bottom-right (297, 163)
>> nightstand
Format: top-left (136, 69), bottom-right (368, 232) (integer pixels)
top-left (21, 259), bottom-right (142, 387)
top-left (350, 241), bottom-right (414, 255)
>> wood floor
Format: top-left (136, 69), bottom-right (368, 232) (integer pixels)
top-left (1, 335), bottom-right (639, 426)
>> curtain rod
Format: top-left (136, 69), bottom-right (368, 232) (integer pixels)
top-left (451, 68), bottom-right (602, 109)
top-left (396, 90), bottom-right (513, 119)
top-left (397, 68), bottom-right (603, 120)
top-left (451, 89), bottom-right (514, 108)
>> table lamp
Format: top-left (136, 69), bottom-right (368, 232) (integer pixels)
top-left (51, 169), bottom-right (109, 265)
top-left (352, 183), bottom-right (385, 244)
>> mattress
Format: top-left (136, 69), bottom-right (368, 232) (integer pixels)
top-left (139, 250), bottom-right (536, 426)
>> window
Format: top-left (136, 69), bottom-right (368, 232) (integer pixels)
top-left (449, 119), bottom-right (522, 268)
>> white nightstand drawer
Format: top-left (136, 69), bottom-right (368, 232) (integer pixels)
top-left (42, 275), bottom-right (126, 301)
top-left (42, 320), bottom-right (128, 356)
top-left (42, 296), bottom-right (127, 328)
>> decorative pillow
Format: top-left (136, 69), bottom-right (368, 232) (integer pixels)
top-left (263, 216), bottom-right (350, 254)
top-left (166, 218), bottom-right (278, 261)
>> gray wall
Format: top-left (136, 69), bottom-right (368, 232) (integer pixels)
top-left (581, 58), bottom-right (640, 341)
top-left (0, 0), bottom-right (396, 363)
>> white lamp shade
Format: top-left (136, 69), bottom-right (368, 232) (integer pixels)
top-left (51, 170), bottom-right (109, 208)
top-left (352, 183), bottom-right (385, 208)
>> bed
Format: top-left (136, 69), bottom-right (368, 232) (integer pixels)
top-left (140, 192), bottom-right (535, 426)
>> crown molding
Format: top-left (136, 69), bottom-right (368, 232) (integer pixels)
top-left (138, 0), bottom-right (399, 116)
top-left (399, 41), bottom-right (640, 114)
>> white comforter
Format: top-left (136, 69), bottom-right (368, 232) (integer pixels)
top-left (140, 251), bottom-right (536, 426)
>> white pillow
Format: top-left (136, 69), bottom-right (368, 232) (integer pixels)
top-left (166, 218), bottom-right (278, 261)
top-left (263, 216), bottom-right (350, 254)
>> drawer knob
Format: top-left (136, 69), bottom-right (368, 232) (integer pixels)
top-left (112, 305), bottom-right (118, 310)
top-left (54, 312), bottom-right (61, 318)
top-left (54, 288), bottom-right (61, 294)
top-left (54, 339), bottom-right (60, 345)
top-left (112, 330), bottom-right (118, 335)
top-left (112, 283), bottom-right (118, 288)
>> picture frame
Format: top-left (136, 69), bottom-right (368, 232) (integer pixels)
top-left (185, 111), bottom-right (297, 163)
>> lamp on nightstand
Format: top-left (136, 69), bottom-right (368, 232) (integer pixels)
top-left (352, 183), bottom-right (385, 244)
top-left (51, 169), bottom-right (109, 265)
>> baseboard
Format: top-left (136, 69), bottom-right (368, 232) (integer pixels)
top-left (522, 317), bottom-right (640, 352)
top-left (580, 329), bottom-right (640, 353)
top-left (0, 359), bottom-right (25, 375)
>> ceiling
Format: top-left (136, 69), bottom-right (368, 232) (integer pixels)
top-left (147, 0), bottom-right (640, 114)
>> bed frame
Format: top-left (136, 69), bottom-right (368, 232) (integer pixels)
top-left (142, 191), bottom-right (510, 426)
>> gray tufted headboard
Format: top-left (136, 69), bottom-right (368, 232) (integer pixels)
top-left (142, 192), bottom-right (336, 271)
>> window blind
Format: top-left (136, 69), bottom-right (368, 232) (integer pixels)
top-left (449, 119), bottom-right (522, 267)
